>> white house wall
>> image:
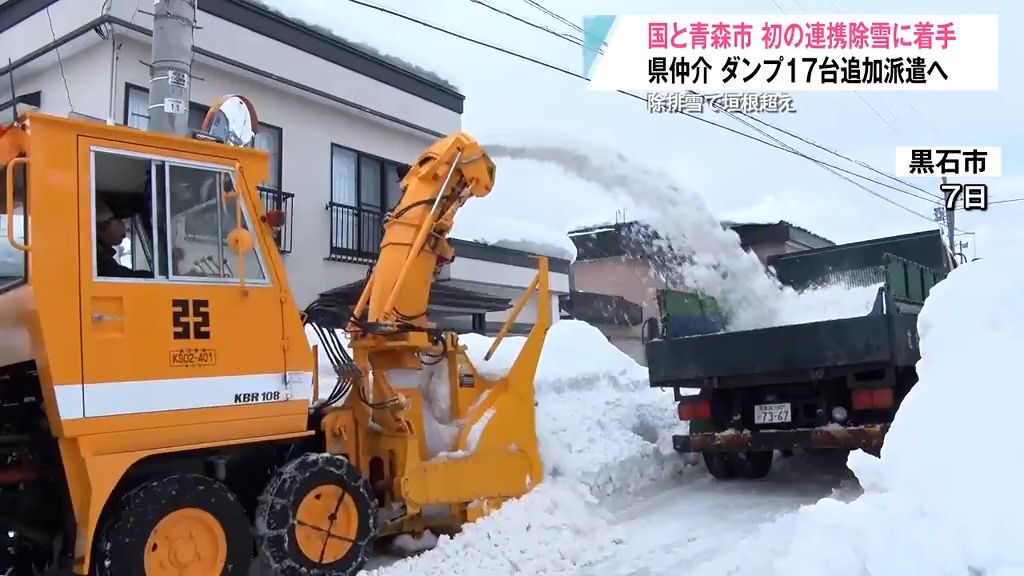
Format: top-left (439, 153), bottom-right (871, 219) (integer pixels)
top-left (11, 34), bottom-right (459, 306)
top-left (1, 0), bottom-right (461, 136)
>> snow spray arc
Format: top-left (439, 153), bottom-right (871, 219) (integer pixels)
top-left (482, 143), bottom-right (796, 331)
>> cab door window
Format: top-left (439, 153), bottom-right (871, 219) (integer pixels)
top-left (92, 150), bottom-right (157, 280)
top-left (165, 163), bottom-right (267, 282)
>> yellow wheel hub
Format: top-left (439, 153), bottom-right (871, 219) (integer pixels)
top-left (144, 508), bottom-right (227, 576)
top-left (295, 484), bottom-right (360, 564)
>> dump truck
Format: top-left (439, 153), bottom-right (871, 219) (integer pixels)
top-left (644, 231), bottom-right (952, 479)
top-left (0, 99), bottom-right (551, 575)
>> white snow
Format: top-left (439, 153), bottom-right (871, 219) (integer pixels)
top-left (464, 407), bottom-right (495, 453)
top-left (691, 256), bottom-right (1024, 576)
top-left (365, 320), bottom-right (686, 576)
top-left (450, 214), bottom-right (578, 263)
top-left (481, 139), bottom-right (880, 331)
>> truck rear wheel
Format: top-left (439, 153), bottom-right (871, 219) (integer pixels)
top-left (255, 453), bottom-right (378, 576)
top-left (702, 451), bottom-right (737, 480)
top-left (732, 450), bottom-right (773, 479)
top-left (94, 474), bottom-right (252, 576)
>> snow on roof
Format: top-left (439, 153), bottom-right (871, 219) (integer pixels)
top-left (450, 216), bottom-right (578, 263)
top-left (246, 0), bottom-right (459, 93)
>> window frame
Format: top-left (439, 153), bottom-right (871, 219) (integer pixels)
top-left (328, 143), bottom-right (406, 260)
top-left (329, 143), bottom-right (405, 213)
top-left (123, 83), bottom-right (284, 191)
top-left (254, 122), bottom-right (283, 190)
top-left (90, 146), bottom-right (272, 287)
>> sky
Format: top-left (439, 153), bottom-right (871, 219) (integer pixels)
top-left (274, 0), bottom-right (1020, 261)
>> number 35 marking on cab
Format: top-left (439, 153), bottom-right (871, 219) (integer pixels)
top-left (171, 298), bottom-right (211, 340)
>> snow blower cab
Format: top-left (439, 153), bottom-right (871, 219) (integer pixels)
top-left (0, 99), bottom-right (551, 576)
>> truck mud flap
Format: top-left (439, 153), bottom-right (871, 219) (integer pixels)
top-left (673, 424), bottom-right (888, 453)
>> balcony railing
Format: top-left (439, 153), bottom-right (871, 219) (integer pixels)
top-left (327, 202), bottom-right (383, 262)
top-left (259, 186), bottom-right (295, 254)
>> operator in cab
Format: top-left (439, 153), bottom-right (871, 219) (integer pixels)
top-left (95, 201), bottom-right (151, 279)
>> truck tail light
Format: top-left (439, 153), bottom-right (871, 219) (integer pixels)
top-left (678, 397), bottom-right (711, 421)
top-left (851, 387), bottom-right (894, 410)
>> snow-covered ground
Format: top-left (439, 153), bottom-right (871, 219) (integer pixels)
top-left (363, 255), bottom-right (1018, 576)
top-left (688, 256), bottom-right (1024, 576)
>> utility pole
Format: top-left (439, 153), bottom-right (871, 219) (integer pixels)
top-left (942, 175), bottom-right (955, 254)
top-left (148, 0), bottom-right (196, 136)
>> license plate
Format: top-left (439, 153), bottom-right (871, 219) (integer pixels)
top-left (754, 403), bottom-right (791, 424)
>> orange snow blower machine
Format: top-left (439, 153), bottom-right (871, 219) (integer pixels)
top-left (0, 97), bottom-right (551, 575)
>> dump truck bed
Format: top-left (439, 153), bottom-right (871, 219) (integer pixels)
top-left (646, 309), bottom-right (921, 388)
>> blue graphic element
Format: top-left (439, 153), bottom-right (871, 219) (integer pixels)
top-left (582, 15), bottom-right (616, 78)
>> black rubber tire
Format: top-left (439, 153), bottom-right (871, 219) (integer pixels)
top-left (702, 451), bottom-right (737, 480)
top-left (93, 474), bottom-right (253, 576)
top-left (255, 453), bottom-right (378, 576)
top-left (731, 450), bottom-right (774, 479)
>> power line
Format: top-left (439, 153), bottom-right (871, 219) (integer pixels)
top-left (346, 0), bottom-right (942, 225)
top-left (45, 6), bottom-right (74, 113)
top-left (989, 197), bottom-right (1024, 205)
top-left (522, 0), bottom-right (584, 36)
top-left (470, 0), bottom-right (939, 205)
top-left (469, 0), bottom-right (583, 45)
top-left (494, 0), bottom-right (940, 204)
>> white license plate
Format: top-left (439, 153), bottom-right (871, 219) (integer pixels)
top-left (754, 403), bottom-right (792, 424)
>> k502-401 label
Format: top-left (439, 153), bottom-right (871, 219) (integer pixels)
top-left (169, 348), bottom-right (217, 368)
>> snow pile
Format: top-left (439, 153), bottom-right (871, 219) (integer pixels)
top-left (451, 214), bottom-right (578, 263)
top-left (770, 282), bottom-right (882, 327)
top-left (696, 257), bottom-right (1024, 576)
top-left (368, 320), bottom-right (685, 576)
top-left (482, 140), bottom-right (878, 331)
top-left (370, 481), bottom-right (626, 576)
top-left (461, 320), bottom-right (685, 496)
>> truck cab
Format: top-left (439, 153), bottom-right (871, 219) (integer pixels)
top-left (0, 110), bottom-right (315, 574)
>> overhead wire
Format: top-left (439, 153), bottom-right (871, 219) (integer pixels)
top-left (503, 0), bottom-right (974, 228)
top-left (45, 6), bottom-right (75, 113)
top-left (475, 0), bottom-right (940, 207)
top-left (494, 0), bottom-right (940, 205)
top-left (344, 0), bottom-right (946, 225)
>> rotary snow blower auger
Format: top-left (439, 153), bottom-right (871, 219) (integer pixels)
top-left (0, 102), bottom-right (551, 576)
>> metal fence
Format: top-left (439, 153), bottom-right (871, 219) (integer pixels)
top-left (258, 187), bottom-right (294, 254)
top-left (327, 202), bottom-right (383, 261)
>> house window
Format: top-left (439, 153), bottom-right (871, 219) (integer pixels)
top-left (254, 124), bottom-right (282, 190)
top-left (329, 144), bottom-right (405, 260)
top-left (125, 84), bottom-right (208, 131)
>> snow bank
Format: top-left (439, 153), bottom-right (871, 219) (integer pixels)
top-left (368, 320), bottom-right (685, 576)
top-left (697, 257), bottom-right (1024, 576)
top-left (451, 214), bottom-right (578, 263)
top-left (482, 139), bottom-right (879, 331)
top-left (461, 320), bottom-right (685, 495)
top-left (369, 482), bottom-right (626, 576)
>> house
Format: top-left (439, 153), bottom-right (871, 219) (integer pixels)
top-left (0, 0), bottom-right (568, 334)
top-left (563, 219), bottom-right (833, 363)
